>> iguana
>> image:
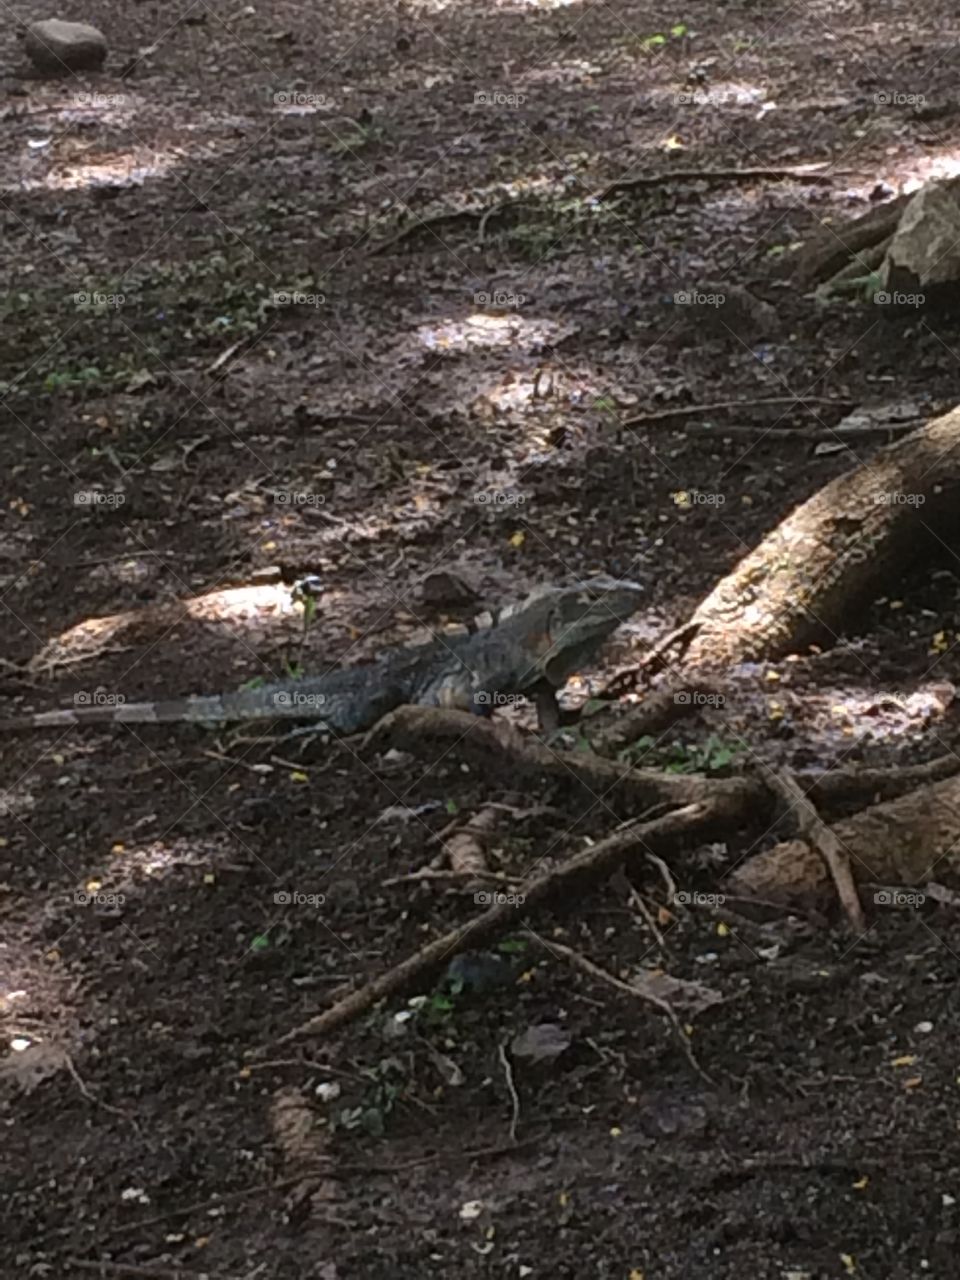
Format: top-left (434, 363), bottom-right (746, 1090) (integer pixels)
top-left (0, 577), bottom-right (644, 735)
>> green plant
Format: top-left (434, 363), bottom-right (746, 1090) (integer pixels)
top-left (619, 734), bottom-right (737, 774)
top-left (332, 1057), bottom-right (407, 1137)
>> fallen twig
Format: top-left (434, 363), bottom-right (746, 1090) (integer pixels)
top-left (535, 936), bottom-right (716, 1084)
top-left (598, 165), bottom-right (845, 200)
top-left (498, 1042), bottom-right (521, 1142)
top-left (272, 801), bottom-right (718, 1043)
top-left (620, 395), bottom-right (853, 427)
top-left (757, 763), bottom-right (866, 931)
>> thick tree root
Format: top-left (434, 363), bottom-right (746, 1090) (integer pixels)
top-left (728, 773), bottom-right (960, 908)
top-left (277, 801), bottom-right (716, 1043)
top-left (681, 406), bottom-right (960, 667)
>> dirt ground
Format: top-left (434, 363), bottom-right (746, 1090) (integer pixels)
top-left (4, 0), bottom-right (960, 1275)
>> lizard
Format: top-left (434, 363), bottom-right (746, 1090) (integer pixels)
top-left (0, 576), bottom-right (644, 736)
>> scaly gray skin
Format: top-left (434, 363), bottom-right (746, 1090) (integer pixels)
top-left (0, 577), bottom-right (644, 734)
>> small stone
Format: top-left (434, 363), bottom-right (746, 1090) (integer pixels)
top-left (25, 19), bottom-right (107, 74)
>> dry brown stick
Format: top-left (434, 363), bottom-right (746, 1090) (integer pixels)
top-left (498, 1042), bottom-right (521, 1142)
top-left (537, 937), bottom-right (715, 1084)
top-left (803, 752), bottom-right (960, 809)
top-left (447, 804), bottom-right (500, 876)
top-left (620, 395), bottom-right (853, 426)
top-left (598, 165), bottom-right (844, 199)
top-left (758, 763), bottom-right (866, 931)
top-left (273, 801), bottom-right (719, 1044)
top-left (592, 679), bottom-right (715, 751)
top-left (599, 627), bottom-right (703, 699)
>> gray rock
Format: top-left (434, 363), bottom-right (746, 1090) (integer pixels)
top-left (25, 19), bottom-right (106, 73)
top-left (882, 177), bottom-right (960, 293)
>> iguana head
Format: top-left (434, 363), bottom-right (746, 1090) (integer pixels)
top-left (522, 576), bottom-right (645, 686)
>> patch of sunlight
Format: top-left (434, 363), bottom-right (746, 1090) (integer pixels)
top-left (899, 151), bottom-right (960, 193)
top-left (418, 0), bottom-right (574, 9)
top-left (183, 583), bottom-right (293, 622)
top-left (417, 312), bottom-right (571, 353)
top-left (27, 584), bottom-right (292, 674)
top-left (496, 0), bottom-right (577, 8)
top-left (479, 365), bottom-right (607, 414)
top-left (653, 80), bottom-right (771, 110)
top-left (14, 154), bottom-right (176, 193)
top-left (524, 60), bottom-right (603, 85)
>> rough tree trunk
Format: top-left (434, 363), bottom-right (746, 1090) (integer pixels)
top-left (683, 405), bottom-right (960, 668)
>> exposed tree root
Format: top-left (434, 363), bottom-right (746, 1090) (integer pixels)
top-left (728, 773), bottom-right (960, 908)
top-left (679, 405), bottom-right (960, 667)
top-left (756, 763), bottom-right (865, 931)
top-left (267, 707), bottom-right (960, 1042)
top-left (277, 800), bottom-right (719, 1043)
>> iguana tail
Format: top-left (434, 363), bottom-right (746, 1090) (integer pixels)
top-left (0, 686), bottom-right (333, 730)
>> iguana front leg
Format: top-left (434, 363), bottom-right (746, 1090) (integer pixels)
top-left (532, 681), bottom-right (561, 734)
